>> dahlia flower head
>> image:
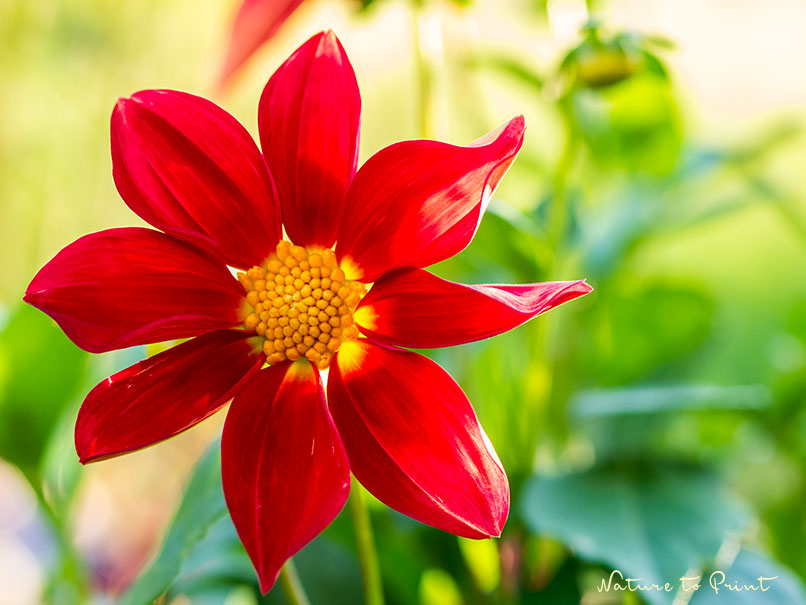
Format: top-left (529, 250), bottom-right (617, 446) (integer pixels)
top-left (25, 31), bottom-right (591, 592)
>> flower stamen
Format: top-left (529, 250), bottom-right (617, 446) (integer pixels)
top-left (238, 240), bottom-right (365, 369)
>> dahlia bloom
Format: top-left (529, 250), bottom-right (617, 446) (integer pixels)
top-left (25, 31), bottom-right (591, 591)
top-left (220, 0), bottom-right (305, 87)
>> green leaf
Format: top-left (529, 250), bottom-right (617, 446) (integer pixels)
top-left (579, 280), bottom-right (714, 385)
top-left (433, 204), bottom-right (552, 284)
top-left (690, 549), bottom-right (806, 604)
top-left (462, 53), bottom-right (545, 92)
top-left (39, 401), bottom-right (83, 518)
top-left (522, 555), bottom-right (582, 604)
top-left (167, 506), bottom-right (364, 605)
top-left (571, 384), bottom-right (771, 419)
top-left (569, 71), bottom-right (682, 175)
top-left (521, 464), bottom-right (750, 605)
top-left (120, 440), bottom-right (228, 605)
top-left (0, 304), bottom-right (87, 479)
top-left (39, 346), bottom-right (146, 518)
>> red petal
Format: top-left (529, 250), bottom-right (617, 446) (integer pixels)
top-left (76, 330), bottom-right (263, 463)
top-left (219, 0), bottom-right (305, 87)
top-left (258, 31), bottom-right (361, 247)
top-left (328, 340), bottom-right (508, 538)
top-left (222, 361), bottom-right (350, 593)
top-left (24, 228), bottom-right (244, 353)
top-left (336, 117), bottom-right (525, 282)
top-left (112, 90), bottom-right (281, 269)
top-left (357, 268), bottom-right (592, 348)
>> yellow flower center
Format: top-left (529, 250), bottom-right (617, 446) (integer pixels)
top-left (237, 241), bottom-right (365, 370)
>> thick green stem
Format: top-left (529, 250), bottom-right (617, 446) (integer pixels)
top-left (278, 559), bottom-right (310, 605)
top-left (349, 477), bottom-right (384, 605)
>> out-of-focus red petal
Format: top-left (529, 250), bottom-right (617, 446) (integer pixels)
top-left (222, 361), bottom-right (350, 593)
top-left (76, 330), bottom-right (263, 464)
top-left (328, 340), bottom-right (509, 539)
top-left (357, 268), bottom-right (592, 348)
top-left (336, 117), bottom-right (525, 282)
top-left (24, 228), bottom-right (244, 353)
top-left (112, 90), bottom-right (281, 269)
top-left (219, 0), bottom-right (305, 88)
top-left (258, 31), bottom-right (361, 247)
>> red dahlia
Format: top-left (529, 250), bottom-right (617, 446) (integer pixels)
top-left (25, 31), bottom-right (592, 592)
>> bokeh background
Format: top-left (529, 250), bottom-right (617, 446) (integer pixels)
top-left (1, 0), bottom-right (805, 603)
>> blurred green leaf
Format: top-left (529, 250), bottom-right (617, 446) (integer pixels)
top-left (569, 71), bottom-right (682, 175)
top-left (458, 537), bottom-right (500, 593)
top-left (522, 555), bottom-right (581, 605)
top-left (690, 549), bottom-right (806, 604)
top-left (39, 401), bottom-right (83, 518)
top-left (521, 464), bottom-right (750, 605)
top-left (0, 304), bottom-right (87, 479)
top-left (123, 439), bottom-right (366, 604)
top-left (581, 280), bottom-right (715, 385)
top-left (580, 190), bottom-right (655, 279)
top-left (40, 346), bottom-right (145, 518)
top-left (120, 439), bottom-right (227, 605)
top-left (463, 53), bottom-right (545, 92)
top-left (169, 508), bottom-right (365, 605)
top-left (275, 538), bottom-right (363, 605)
top-left (572, 384), bottom-right (771, 419)
top-left (434, 203), bottom-right (552, 284)
top-left (419, 568), bottom-right (463, 605)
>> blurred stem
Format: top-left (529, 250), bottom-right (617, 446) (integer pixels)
top-left (350, 477), bottom-right (384, 605)
top-left (547, 104), bottom-right (579, 250)
top-left (35, 485), bottom-right (90, 601)
top-left (412, 0), bottom-right (437, 139)
top-left (278, 559), bottom-right (310, 605)
top-left (541, 103), bottom-right (581, 450)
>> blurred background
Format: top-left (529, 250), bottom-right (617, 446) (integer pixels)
top-left (1, 0), bottom-right (804, 603)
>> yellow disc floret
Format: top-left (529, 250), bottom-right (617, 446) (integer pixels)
top-left (237, 240), bottom-right (365, 370)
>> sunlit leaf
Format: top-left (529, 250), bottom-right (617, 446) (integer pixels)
top-left (458, 537), bottom-right (500, 593)
top-left (420, 568), bottom-right (463, 605)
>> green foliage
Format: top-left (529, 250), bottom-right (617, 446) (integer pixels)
top-left (0, 304), bottom-right (87, 480)
top-left (120, 440), bottom-right (229, 605)
top-left (2, 2), bottom-right (805, 603)
top-left (690, 549), bottom-right (806, 605)
top-left (572, 384), bottom-right (771, 418)
top-left (581, 279), bottom-right (715, 385)
top-left (521, 464), bottom-right (751, 605)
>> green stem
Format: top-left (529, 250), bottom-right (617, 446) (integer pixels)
top-left (34, 485), bottom-right (90, 602)
top-left (278, 559), bottom-right (310, 605)
top-left (547, 105), bottom-right (578, 250)
top-left (412, 1), bottom-right (433, 139)
top-left (541, 103), bottom-right (581, 451)
top-left (349, 477), bottom-right (384, 605)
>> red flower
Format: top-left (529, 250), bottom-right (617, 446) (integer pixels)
top-left (25, 31), bottom-right (591, 592)
top-left (219, 0), bottom-right (305, 88)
